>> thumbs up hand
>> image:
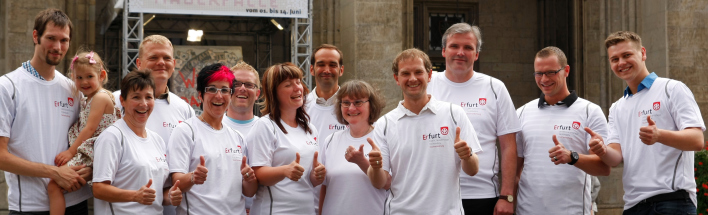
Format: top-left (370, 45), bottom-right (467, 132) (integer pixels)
top-left (367, 138), bottom-right (383, 170)
top-left (241, 156), bottom-right (256, 183)
top-left (586, 127), bottom-right (607, 156)
top-left (284, 152), bottom-right (305, 181)
top-left (453, 127), bottom-right (472, 161)
top-left (548, 135), bottom-right (571, 165)
top-left (191, 156), bottom-right (209, 185)
top-left (311, 151), bottom-right (327, 185)
top-left (168, 180), bottom-right (182, 206)
top-left (639, 116), bottom-right (660, 145)
top-left (345, 144), bottom-right (368, 165)
top-left (134, 179), bottom-right (157, 205)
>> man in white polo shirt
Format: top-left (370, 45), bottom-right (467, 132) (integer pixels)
top-left (366, 48), bottom-right (482, 214)
top-left (515, 46), bottom-right (610, 214)
top-left (305, 44), bottom-right (348, 212)
top-left (0, 9), bottom-right (92, 214)
top-left (427, 23), bottom-right (520, 215)
top-left (224, 61), bottom-right (261, 213)
top-left (596, 31), bottom-right (705, 214)
top-left (113, 34), bottom-right (195, 215)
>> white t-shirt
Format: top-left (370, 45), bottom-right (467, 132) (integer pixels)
top-left (305, 90), bottom-right (346, 212)
top-left (607, 77), bottom-right (705, 210)
top-left (93, 120), bottom-right (170, 215)
top-left (515, 97), bottom-right (608, 214)
top-left (114, 90), bottom-right (195, 143)
top-left (246, 115), bottom-right (320, 215)
top-left (319, 129), bottom-right (388, 215)
top-left (374, 97), bottom-right (482, 215)
top-left (167, 117), bottom-right (248, 215)
top-left (428, 71), bottom-right (521, 198)
top-left (222, 115), bottom-right (260, 210)
top-left (0, 68), bottom-right (91, 211)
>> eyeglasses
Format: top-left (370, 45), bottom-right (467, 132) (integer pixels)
top-left (534, 67), bottom-right (564, 78)
top-left (341, 100), bottom-right (369, 108)
top-left (234, 81), bottom-right (258, 89)
top-left (205, 86), bottom-right (233, 95)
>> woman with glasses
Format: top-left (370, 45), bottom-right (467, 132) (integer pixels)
top-left (93, 69), bottom-right (182, 214)
top-left (247, 62), bottom-right (326, 215)
top-left (166, 63), bottom-right (258, 215)
top-left (318, 80), bottom-right (390, 215)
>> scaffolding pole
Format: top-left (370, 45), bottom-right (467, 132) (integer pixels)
top-left (291, 0), bottom-right (313, 89)
top-left (122, 0), bottom-right (143, 78)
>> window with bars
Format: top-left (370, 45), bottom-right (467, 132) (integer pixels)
top-left (413, 1), bottom-right (478, 72)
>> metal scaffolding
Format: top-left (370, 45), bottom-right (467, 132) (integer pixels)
top-left (291, 0), bottom-right (314, 89)
top-left (122, 0), bottom-right (143, 78)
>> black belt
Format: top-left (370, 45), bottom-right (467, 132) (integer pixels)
top-left (638, 190), bottom-right (689, 204)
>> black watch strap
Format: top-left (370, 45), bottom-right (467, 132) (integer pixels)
top-left (568, 150), bottom-right (579, 165)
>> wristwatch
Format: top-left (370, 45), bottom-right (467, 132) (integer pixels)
top-left (568, 150), bottom-right (579, 165)
top-left (499, 195), bottom-right (514, 203)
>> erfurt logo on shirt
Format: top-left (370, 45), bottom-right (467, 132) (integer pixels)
top-left (554, 124), bottom-right (573, 130)
top-left (653, 102), bottom-right (661, 111)
top-left (423, 133), bottom-right (442, 140)
top-left (638, 109), bottom-right (654, 117)
top-left (54, 100), bottom-right (70, 108)
top-left (328, 124), bottom-right (346, 130)
top-left (155, 156), bottom-right (166, 163)
top-left (225, 146), bottom-right (243, 154)
top-left (572, 121), bottom-right (581, 130)
top-left (440, 126), bottom-right (449, 135)
top-left (163, 122), bottom-right (178, 128)
top-left (460, 102), bottom-right (479, 108)
top-left (479, 98), bottom-right (487, 106)
top-left (306, 140), bottom-right (318, 146)
top-left (67, 97), bottom-right (74, 107)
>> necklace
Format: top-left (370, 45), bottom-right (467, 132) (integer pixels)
top-left (198, 116), bottom-right (217, 130)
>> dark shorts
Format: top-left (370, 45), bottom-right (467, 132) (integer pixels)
top-left (9, 200), bottom-right (88, 215)
top-left (462, 197), bottom-right (497, 215)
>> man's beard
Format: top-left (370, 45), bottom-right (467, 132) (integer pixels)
top-left (45, 53), bottom-right (62, 65)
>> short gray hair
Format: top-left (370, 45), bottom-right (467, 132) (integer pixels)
top-left (442, 23), bottom-right (483, 52)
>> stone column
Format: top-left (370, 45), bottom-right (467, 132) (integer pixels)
top-left (339, 0), bottom-right (404, 113)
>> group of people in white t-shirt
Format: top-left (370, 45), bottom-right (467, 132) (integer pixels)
top-left (2, 9), bottom-right (706, 215)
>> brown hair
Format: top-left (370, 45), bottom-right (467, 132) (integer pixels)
top-left (33, 9), bottom-right (73, 45)
top-left (535, 46), bottom-right (568, 68)
top-left (310, 44), bottom-right (343, 66)
top-left (334, 80), bottom-right (385, 125)
top-left (391, 48), bottom-right (433, 75)
top-left (260, 62), bottom-right (312, 134)
top-left (605, 31), bottom-right (643, 49)
top-left (120, 69), bottom-right (155, 101)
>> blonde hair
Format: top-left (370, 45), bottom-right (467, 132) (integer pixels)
top-left (139, 35), bottom-right (173, 57)
top-left (535, 46), bottom-right (568, 67)
top-left (605, 31), bottom-right (642, 49)
top-left (69, 50), bottom-right (108, 97)
top-left (391, 48), bottom-right (432, 75)
top-left (230, 61), bottom-right (261, 88)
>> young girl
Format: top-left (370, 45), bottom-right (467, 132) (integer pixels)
top-left (49, 51), bottom-right (118, 215)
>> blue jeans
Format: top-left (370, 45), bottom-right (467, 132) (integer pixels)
top-left (623, 198), bottom-right (696, 215)
top-left (9, 200), bottom-right (88, 215)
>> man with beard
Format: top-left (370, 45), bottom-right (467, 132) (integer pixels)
top-left (0, 9), bottom-right (92, 214)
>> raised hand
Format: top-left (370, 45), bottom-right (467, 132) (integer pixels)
top-left (134, 179), bottom-right (157, 205)
top-left (367, 138), bottom-right (382, 169)
top-left (639, 116), bottom-right (660, 145)
top-left (586, 127), bottom-right (606, 156)
top-left (345, 144), bottom-right (367, 165)
top-left (284, 152), bottom-right (305, 181)
top-left (168, 180), bottom-right (182, 206)
top-left (548, 135), bottom-right (571, 165)
top-left (192, 156), bottom-right (208, 184)
top-left (241, 156), bottom-right (256, 183)
top-left (454, 127), bottom-right (472, 160)
top-left (311, 151), bottom-right (326, 184)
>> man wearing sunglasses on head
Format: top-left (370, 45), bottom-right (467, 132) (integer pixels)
top-left (514, 46), bottom-right (610, 214)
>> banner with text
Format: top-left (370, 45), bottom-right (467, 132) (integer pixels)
top-left (129, 0), bottom-right (307, 18)
top-left (172, 45), bottom-right (244, 113)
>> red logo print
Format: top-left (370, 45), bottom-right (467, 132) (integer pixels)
top-left (479, 98), bottom-right (487, 106)
top-left (68, 98), bottom-right (74, 107)
top-left (572, 121), bottom-right (581, 129)
top-left (653, 102), bottom-right (660, 111)
top-left (441, 127), bottom-right (449, 135)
